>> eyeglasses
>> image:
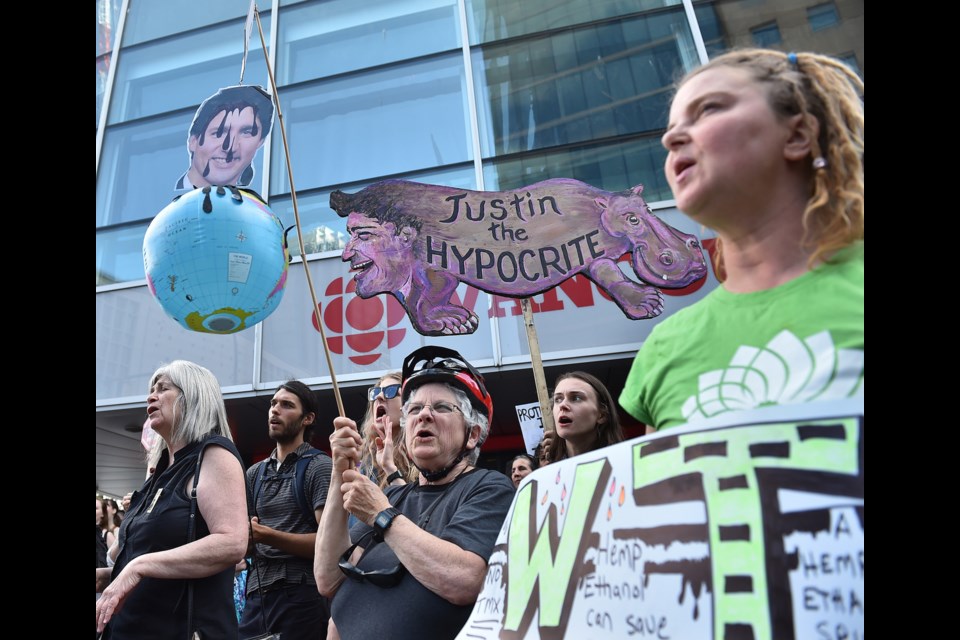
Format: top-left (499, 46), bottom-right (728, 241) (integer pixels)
top-left (368, 383), bottom-right (402, 402)
top-left (402, 401), bottom-right (461, 418)
top-left (338, 531), bottom-right (406, 587)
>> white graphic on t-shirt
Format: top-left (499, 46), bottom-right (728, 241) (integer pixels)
top-left (681, 330), bottom-right (863, 422)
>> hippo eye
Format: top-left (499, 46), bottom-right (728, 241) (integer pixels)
top-left (627, 214), bottom-right (640, 225)
top-left (659, 252), bottom-right (674, 266)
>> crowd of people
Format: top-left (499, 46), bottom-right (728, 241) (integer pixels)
top-left (96, 48), bottom-right (863, 639)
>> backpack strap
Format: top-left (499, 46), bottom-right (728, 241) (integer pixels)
top-left (251, 458), bottom-right (270, 518)
top-left (186, 437), bottom-right (220, 639)
top-left (252, 447), bottom-right (327, 522)
top-left (293, 447), bottom-right (322, 522)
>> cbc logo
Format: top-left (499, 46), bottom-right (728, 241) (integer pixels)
top-left (311, 277), bottom-right (407, 366)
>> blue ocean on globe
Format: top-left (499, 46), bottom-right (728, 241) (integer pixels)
top-left (143, 186), bottom-right (290, 334)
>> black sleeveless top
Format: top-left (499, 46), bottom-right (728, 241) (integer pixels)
top-left (104, 435), bottom-right (242, 639)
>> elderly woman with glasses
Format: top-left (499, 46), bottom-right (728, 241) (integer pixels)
top-left (315, 347), bottom-right (515, 640)
top-left (357, 372), bottom-right (418, 489)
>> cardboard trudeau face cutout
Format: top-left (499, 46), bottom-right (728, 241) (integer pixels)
top-left (176, 85), bottom-right (274, 191)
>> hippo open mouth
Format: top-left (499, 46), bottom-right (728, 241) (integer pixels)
top-left (632, 238), bottom-right (706, 288)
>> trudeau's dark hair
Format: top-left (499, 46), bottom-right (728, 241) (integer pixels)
top-left (276, 380), bottom-right (318, 443)
top-left (547, 371), bottom-right (624, 463)
top-left (189, 85), bottom-right (274, 141)
top-left (329, 180), bottom-right (424, 234)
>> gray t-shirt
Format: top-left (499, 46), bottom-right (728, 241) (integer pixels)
top-left (332, 468), bottom-right (515, 640)
top-left (246, 442), bottom-right (332, 592)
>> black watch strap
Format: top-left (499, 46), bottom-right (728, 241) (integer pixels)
top-left (385, 470), bottom-right (403, 484)
top-left (373, 507), bottom-right (402, 542)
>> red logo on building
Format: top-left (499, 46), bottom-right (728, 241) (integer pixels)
top-left (312, 277), bottom-right (407, 366)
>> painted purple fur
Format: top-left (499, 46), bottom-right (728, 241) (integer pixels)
top-left (331, 178), bottom-right (707, 336)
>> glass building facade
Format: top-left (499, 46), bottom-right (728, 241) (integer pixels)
top-left (96, 0), bottom-right (863, 497)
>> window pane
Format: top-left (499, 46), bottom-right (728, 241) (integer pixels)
top-left (97, 224), bottom-right (149, 286)
top-left (751, 22), bottom-right (782, 47)
top-left (693, 0), bottom-right (863, 69)
top-left (124, 0), bottom-right (253, 46)
top-left (482, 136), bottom-right (672, 203)
top-left (97, 111), bottom-right (266, 226)
top-left (807, 2), bottom-right (840, 31)
top-left (96, 0), bottom-right (123, 56)
top-left (108, 16), bottom-right (271, 124)
top-left (472, 9), bottom-right (699, 157)
top-left (465, 0), bottom-right (680, 44)
top-left (270, 54), bottom-right (472, 195)
top-left (97, 53), bottom-right (112, 126)
top-left (269, 164), bottom-right (477, 257)
top-left (694, 3), bottom-right (726, 57)
top-left (278, 0), bottom-right (460, 85)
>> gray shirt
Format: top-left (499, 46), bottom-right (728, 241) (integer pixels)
top-left (332, 468), bottom-right (515, 639)
top-left (245, 442), bottom-right (332, 592)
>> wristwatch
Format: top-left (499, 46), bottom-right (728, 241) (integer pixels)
top-left (385, 470), bottom-right (403, 484)
top-left (373, 507), bottom-right (402, 542)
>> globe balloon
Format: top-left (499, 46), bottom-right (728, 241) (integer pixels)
top-left (143, 186), bottom-right (289, 334)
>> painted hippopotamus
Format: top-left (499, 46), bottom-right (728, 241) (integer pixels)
top-left (329, 178), bottom-right (707, 336)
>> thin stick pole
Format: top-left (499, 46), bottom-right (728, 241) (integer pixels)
top-left (521, 298), bottom-right (554, 436)
top-left (254, 9), bottom-right (345, 417)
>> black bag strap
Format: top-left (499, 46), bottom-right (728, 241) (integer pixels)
top-left (184, 438), bottom-right (241, 639)
top-left (185, 441), bottom-right (209, 640)
top-left (251, 459), bottom-right (270, 518)
top-left (293, 448), bottom-right (322, 521)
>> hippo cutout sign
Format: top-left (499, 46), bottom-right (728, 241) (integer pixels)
top-left (330, 179), bottom-right (707, 336)
top-left (457, 399), bottom-right (864, 640)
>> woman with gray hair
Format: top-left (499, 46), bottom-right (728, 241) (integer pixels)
top-left (96, 360), bottom-right (248, 639)
top-left (315, 346), bottom-right (515, 640)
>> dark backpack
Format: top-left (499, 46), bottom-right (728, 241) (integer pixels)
top-left (251, 447), bottom-right (325, 522)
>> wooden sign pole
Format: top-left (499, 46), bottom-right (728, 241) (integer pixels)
top-left (254, 8), bottom-right (344, 417)
top-left (521, 298), bottom-right (554, 437)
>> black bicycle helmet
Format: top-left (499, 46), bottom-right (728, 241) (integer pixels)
top-left (401, 346), bottom-right (493, 425)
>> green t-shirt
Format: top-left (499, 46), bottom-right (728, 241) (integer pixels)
top-left (619, 243), bottom-right (864, 430)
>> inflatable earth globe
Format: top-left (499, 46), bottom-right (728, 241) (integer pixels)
top-left (143, 186), bottom-right (290, 334)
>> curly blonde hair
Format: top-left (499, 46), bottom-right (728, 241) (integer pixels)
top-left (681, 48), bottom-right (863, 270)
top-left (358, 373), bottom-right (418, 488)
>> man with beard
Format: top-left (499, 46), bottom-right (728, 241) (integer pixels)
top-left (240, 380), bottom-right (332, 640)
